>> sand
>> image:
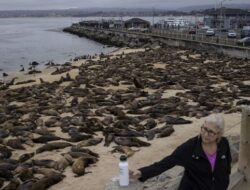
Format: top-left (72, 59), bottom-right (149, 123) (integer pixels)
top-left (1, 47), bottom-right (242, 190)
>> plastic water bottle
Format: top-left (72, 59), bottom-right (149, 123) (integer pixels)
top-left (119, 155), bottom-right (129, 186)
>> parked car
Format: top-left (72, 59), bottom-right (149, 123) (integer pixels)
top-left (206, 29), bottom-right (215, 36)
top-left (201, 26), bottom-right (210, 30)
top-left (237, 37), bottom-right (250, 46)
top-left (128, 27), bottom-right (141, 32)
top-left (227, 30), bottom-right (237, 38)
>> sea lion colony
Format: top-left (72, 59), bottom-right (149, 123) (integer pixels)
top-left (0, 47), bottom-right (250, 189)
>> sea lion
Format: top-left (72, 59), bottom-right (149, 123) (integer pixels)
top-left (36, 142), bottom-right (72, 154)
top-left (111, 146), bottom-right (139, 157)
top-left (29, 173), bottom-right (65, 190)
top-left (163, 116), bottom-right (192, 125)
top-left (77, 125), bottom-right (96, 135)
top-left (66, 152), bottom-right (98, 163)
top-left (144, 130), bottom-right (156, 141)
top-left (32, 167), bottom-right (60, 177)
top-left (71, 97), bottom-right (78, 107)
top-left (18, 152), bottom-right (35, 163)
top-left (0, 145), bottom-right (12, 159)
top-left (4, 138), bottom-right (25, 150)
top-left (31, 159), bottom-right (58, 170)
top-left (57, 154), bottom-right (73, 172)
top-left (32, 135), bottom-right (61, 143)
top-left (41, 109), bottom-right (59, 116)
top-left (104, 127), bottom-right (143, 137)
top-left (15, 167), bottom-right (33, 182)
top-left (16, 179), bottom-right (37, 190)
top-left (76, 138), bottom-right (103, 147)
top-left (133, 77), bottom-right (144, 89)
top-left (0, 129), bottom-right (9, 138)
top-left (144, 119), bottom-right (157, 130)
top-left (0, 169), bottom-right (13, 180)
top-left (157, 126), bottom-right (175, 138)
top-left (63, 132), bottom-right (92, 143)
top-left (2, 178), bottom-right (20, 190)
top-left (33, 127), bottom-right (55, 136)
top-left (71, 146), bottom-right (99, 158)
top-left (104, 133), bottom-right (114, 147)
top-left (102, 116), bottom-right (113, 126)
top-left (114, 137), bottom-right (150, 147)
top-left (0, 162), bottom-right (17, 171)
top-left (72, 157), bottom-right (93, 176)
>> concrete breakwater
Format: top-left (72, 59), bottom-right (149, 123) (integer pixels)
top-left (63, 26), bottom-right (159, 49)
top-left (63, 25), bottom-right (250, 59)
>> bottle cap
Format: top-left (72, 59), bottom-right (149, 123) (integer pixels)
top-left (120, 155), bottom-right (127, 161)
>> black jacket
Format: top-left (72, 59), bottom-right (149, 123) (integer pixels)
top-left (138, 136), bottom-right (232, 190)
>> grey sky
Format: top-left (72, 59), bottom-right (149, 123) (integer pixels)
top-left (0, 0), bottom-right (249, 10)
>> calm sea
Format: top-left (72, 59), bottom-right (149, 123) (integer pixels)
top-left (0, 16), bottom-right (201, 74)
top-left (0, 17), bottom-right (116, 73)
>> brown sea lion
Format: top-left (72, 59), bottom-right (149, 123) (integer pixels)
top-left (0, 145), bottom-right (12, 159)
top-left (72, 157), bottom-right (93, 176)
top-left (104, 133), bottom-right (114, 147)
top-left (0, 162), bottom-right (17, 171)
top-left (71, 97), bottom-right (78, 107)
top-left (41, 109), bottom-right (59, 116)
top-left (114, 137), bottom-right (150, 147)
top-left (32, 167), bottom-right (60, 177)
top-left (31, 159), bottom-right (58, 170)
top-left (36, 142), bottom-right (72, 154)
top-left (0, 129), bottom-right (9, 138)
top-left (4, 138), bottom-right (25, 150)
top-left (33, 127), bottom-right (55, 136)
top-left (163, 116), bottom-right (192, 125)
top-left (57, 154), bottom-right (73, 172)
top-left (29, 173), bottom-right (65, 190)
top-left (144, 119), bottom-right (157, 130)
top-left (32, 135), bottom-right (61, 143)
top-left (111, 146), bottom-right (139, 157)
top-left (16, 179), bottom-right (37, 190)
top-left (133, 77), bottom-right (144, 89)
top-left (77, 125), bottom-right (96, 135)
top-left (0, 169), bottom-right (13, 180)
top-left (66, 152), bottom-right (98, 163)
top-left (76, 138), bottom-right (103, 147)
top-left (71, 146), bottom-right (99, 158)
top-left (144, 130), bottom-right (156, 141)
top-left (157, 126), bottom-right (175, 138)
top-left (18, 152), bottom-right (35, 163)
top-left (2, 178), bottom-right (20, 190)
top-left (15, 167), bottom-right (33, 182)
top-left (63, 132), bottom-right (92, 143)
top-left (102, 116), bottom-right (113, 126)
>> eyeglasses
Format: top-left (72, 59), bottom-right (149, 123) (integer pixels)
top-left (201, 126), bottom-right (218, 137)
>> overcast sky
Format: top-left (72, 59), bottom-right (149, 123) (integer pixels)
top-left (0, 0), bottom-right (249, 10)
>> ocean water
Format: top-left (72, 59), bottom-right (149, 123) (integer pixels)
top-left (0, 16), bottom-right (201, 74)
top-left (0, 17), bottom-right (116, 73)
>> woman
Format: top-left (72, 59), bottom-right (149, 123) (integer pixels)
top-left (130, 114), bottom-right (232, 190)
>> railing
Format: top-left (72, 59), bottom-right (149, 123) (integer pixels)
top-left (73, 26), bottom-right (250, 49)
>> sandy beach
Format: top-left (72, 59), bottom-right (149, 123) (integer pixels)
top-left (0, 46), bottom-right (246, 190)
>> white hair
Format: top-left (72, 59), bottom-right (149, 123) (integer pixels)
top-left (204, 114), bottom-right (225, 134)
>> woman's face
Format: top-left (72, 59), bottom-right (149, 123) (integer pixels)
top-left (200, 122), bottom-right (220, 144)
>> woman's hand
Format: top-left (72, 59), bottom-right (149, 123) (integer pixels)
top-left (129, 170), bottom-right (141, 181)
